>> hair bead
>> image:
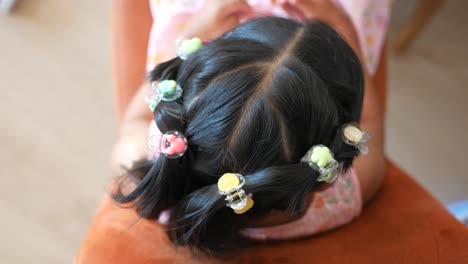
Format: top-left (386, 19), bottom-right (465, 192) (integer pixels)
top-left (147, 80), bottom-right (183, 112)
top-left (301, 145), bottom-right (340, 183)
top-left (342, 123), bottom-right (371, 154)
top-left (218, 173), bottom-right (254, 214)
top-left (177, 37), bottom-right (203, 60)
top-left (159, 131), bottom-right (188, 159)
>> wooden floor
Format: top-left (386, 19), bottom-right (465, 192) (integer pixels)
top-left (0, 0), bottom-right (466, 263)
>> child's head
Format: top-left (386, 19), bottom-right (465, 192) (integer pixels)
top-left (115, 17), bottom-right (364, 254)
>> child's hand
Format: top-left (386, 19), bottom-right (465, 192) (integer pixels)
top-left (182, 0), bottom-right (252, 40)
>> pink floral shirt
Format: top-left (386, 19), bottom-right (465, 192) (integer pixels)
top-left (147, 0), bottom-right (391, 74)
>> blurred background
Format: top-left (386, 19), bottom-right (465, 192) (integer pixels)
top-left (0, 0), bottom-right (466, 263)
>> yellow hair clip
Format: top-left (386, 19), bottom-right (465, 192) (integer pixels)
top-left (218, 173), bottom-right (254, 214)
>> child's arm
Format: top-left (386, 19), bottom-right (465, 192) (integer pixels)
top-left (353, 72), bottom-right (386, 204)
top-left (111, 82), bottom-right (153, 175)
top-left (112, 0), bottom-right (153, 124)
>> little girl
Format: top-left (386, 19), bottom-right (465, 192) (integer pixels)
top-left (113, 13), bottom-right (385, 254)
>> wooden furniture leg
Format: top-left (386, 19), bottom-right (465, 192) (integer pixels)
top-left (394, 0), bottom-right (447, 54)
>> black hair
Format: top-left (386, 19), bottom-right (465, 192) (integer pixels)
top-left (113, 17), bottom-right (364, 254)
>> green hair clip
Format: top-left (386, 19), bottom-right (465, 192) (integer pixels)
top-left (301, 145), bottom-right (340, 183)
top-left (147, 80), bottom-right (183, 112)
top-left (177, 37), bottom-right (203, 60)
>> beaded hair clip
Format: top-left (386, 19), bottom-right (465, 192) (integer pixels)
top-left (148, 130), bottom-right (188, 159)
top-left (147, 80), bottom-right (183, 112)
top-left (146, 36), bottom-right (203, 110)
top-left (301, 145), bottom-right (340, 183)
top-left (342, 123), bottom-right (371, 154)
top-left (176, 37), bottom-right (203, 60)
top-left (159, 131), bottom-right (188, 158)
top-left (218, 173), bottom-right (254, 214)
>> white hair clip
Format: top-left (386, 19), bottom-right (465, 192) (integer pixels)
top-left (217, 173), bottom-right (254, 214)
top-left (146, 80), bottom-right (183, 112)
top-left (342, 123), bottom-right (371, 155)
top-left (301, 145), bottom-right (340, 183)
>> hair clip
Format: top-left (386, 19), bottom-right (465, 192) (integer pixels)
top-left (147, 80), bottom-right (183, 112)
top-left (176, 37), bottom-right (203, 60)
top-left (342, 123), bottom-right (370, 155)
top-left (301, 145), bottom-right (340, 183)
top-left (218, 173), bottom-right (254, 214)
top-left (156, 131), bottom-right (188, 159)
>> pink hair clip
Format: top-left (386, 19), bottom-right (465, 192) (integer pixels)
top-left (159, 131), bottom-right (188, 159)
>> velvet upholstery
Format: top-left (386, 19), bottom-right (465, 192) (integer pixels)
top-left (76, 1), bottom-right (468, 262)
top-left (76, 163), bottom-right (468, 263)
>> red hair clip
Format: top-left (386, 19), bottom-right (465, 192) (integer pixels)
top-left (159, 131), bottom-right (188, 159)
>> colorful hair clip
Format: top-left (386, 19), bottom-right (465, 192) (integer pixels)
top-left (301, 145), bottom-right (340, 183)
top-left (147, 80), bottom-right (183, 112)
top-left (158, 131), bottom-right (188, 159)
top-left (218, 173), bottom-right (254, 214)
top-left (342, 123), bottom-right (370, 155)
top-left (176, 37), bottom-right (203, 60)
